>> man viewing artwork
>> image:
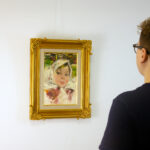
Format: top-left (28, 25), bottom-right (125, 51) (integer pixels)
top-left (99, 17), bottom-right (150, 150)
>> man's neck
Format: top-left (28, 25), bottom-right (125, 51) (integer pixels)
top-left (144, 68), bottom-right (150, 83)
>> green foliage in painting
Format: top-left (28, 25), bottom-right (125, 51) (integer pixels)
top-left (71, 65), bottom-right (76, 78)
top-left (44, 54), bottom-right (56, 67)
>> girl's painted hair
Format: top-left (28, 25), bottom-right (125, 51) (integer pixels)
top-left (56, 62), bottom-right (71, 75)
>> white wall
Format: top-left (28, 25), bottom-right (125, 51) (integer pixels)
top-left (0, 0), bottom-right (149, 150)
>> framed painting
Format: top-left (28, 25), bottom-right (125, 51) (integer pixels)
top-left (30, 38), bottom-right (92, 120)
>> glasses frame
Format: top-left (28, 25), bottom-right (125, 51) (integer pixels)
top-left (133, 44), bottom-right (150, 54)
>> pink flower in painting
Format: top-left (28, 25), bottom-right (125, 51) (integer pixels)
top-left (66, 89), bottom-right (74, 101)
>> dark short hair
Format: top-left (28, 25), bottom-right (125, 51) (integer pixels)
top-left (138, 17), bottom-right (150, 53)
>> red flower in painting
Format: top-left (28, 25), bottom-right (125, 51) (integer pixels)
top-left (45, 88), bottom-right (60, 104)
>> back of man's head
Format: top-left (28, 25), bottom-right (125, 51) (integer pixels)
top-left (138, 17), bottom-right (150, 54)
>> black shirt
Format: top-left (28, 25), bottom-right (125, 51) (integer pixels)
top-left (99, 83), bottom-right (150, 150)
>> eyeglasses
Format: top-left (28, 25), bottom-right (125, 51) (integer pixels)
top-left (133, 44), bottom-right (150, 54)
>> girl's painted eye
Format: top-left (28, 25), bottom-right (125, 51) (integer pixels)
top-left (56, 71), bottom-right (61, 75)
top-left (65, 74), bottom-right (69, 76)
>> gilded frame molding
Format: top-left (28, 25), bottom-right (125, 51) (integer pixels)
top-left (30, 38), bottom-right (92, 120)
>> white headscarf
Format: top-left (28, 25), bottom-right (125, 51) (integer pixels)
top-left (44, 59), bottom-right (76, 90)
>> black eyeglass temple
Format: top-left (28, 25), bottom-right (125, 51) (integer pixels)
top-left (133, 44), bottom-right (150, 54)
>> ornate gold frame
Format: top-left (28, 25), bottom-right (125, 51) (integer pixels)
top-left (30, 38), bottom-right (92, 120)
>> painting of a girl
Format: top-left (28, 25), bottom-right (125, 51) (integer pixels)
top-left (43, 58), bottom-right (77, 105)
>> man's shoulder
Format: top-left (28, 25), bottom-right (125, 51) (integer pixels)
top-left (114, 83), bottom-right (150, 107)
top-left (115, 90), bottom-right (136, 102)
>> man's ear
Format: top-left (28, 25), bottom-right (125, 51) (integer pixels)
top-left (140, 48), bottom-right (148, 63)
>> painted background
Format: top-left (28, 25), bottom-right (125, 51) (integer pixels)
top-left (0, 0), bottom-right (149, 150)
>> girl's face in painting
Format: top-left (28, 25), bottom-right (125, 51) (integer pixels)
top-left (54, 65), bottom-right (70, 88)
